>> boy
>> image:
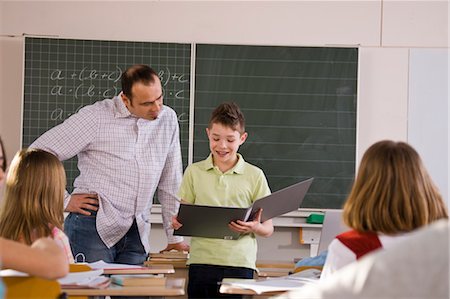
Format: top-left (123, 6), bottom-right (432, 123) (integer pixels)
top-left (173, 102), bottom-right (274, 298)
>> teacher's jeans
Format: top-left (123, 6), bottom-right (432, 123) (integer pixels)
top-left (64, 212), bottom-right (147, 265)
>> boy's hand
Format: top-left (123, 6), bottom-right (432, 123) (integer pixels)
top-left (172, 215), bottom-right (183, 230)
top-left (229, 209), bottom-right (274, 237)
top-left (229, 209), bottom-right (263, 234)
top-left (251, 208), bottom-right (263, 223)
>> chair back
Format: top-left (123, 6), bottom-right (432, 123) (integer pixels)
top-left (68, 264), bottom-right (92, 272)
top-left (3, 276), bottom-right (61, 299)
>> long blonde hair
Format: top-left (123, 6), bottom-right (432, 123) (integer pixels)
top-left (0, 148), bottom-right (66, 245)
top-left (343, 140), bottom-right (448, 234)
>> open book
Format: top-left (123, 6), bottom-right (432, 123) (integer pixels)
top-left (58, 269), bottom-right (110, 289)
top-left (88, 260), bottom-right (147, 270)
top-left (174, 178), bottom-right (313, 239)
top-left (221, 268), bottom-right (320, 295)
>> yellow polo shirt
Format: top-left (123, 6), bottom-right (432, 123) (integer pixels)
top-left (178, 153), bottom-right (270, 270)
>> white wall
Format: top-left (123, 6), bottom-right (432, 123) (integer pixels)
top-left (0, 36), bottom-right (23, 172)
top-left (408, 49), bottom-right (449, 204)
top-left (0, 0), bottom-right (448, 260)
top-left (0, 1), bottom-right (381, 45)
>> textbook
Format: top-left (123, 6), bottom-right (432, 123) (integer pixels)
top-left (111, 274), bottom-right (166, 286)
top-left (61, 276), bottom-right (111, 289)
top-left (145, 258), bottom-right (187, 268)
top-left (174, 178), bottom-right (313, 240)
top-left (221, 269), bottom-right (320, 295)
top-left (58, 269), bottom-right (111, 289)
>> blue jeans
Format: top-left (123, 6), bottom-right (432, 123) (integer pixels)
top-left (64, 213), bottom-right (147, 265)
top-left (188, 264), bottom-right (254, 299)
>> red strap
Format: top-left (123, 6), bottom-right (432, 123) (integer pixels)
top-left (336, 230), bottom-right (382, 259)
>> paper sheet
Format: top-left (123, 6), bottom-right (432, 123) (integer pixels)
top-left (222, 269), bottom-right (320, 295)
top-left (88, 260), bottom-right (145, 270)
top-left (58, 269), bottom-right (104, 285)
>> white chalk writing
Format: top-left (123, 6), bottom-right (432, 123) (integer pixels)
top-left (48, 66), bottom-right (189, 123)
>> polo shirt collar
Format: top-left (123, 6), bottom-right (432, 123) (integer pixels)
top-left (203, 153), bottom-right (246, 174)
top-left (233, 154), bottom-right (246, 174)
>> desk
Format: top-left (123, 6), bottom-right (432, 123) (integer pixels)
top-left (102, 264), bottom-right (174, 275)
top-left (145, 259), bottom-right (188, 299)
top-left (63, 277), bottom-right (185, 297)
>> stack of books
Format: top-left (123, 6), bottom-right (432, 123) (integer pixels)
top-left (145, 251), bottom-right (189, 268)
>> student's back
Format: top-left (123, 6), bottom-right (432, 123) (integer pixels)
top-left (277, 219), bottom-right (449, 299)
top-left (321, 140), bottom-right (448, 279)
top-left (0, 140), bottom-right (68, 296)
top-left (0, 148), bottom-right (74, 263)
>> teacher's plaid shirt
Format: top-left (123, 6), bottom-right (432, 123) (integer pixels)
top-left (31, 96), bottom-right (183, 252)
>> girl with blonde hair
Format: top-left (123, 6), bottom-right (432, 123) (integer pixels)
top-left (0, 148), bottom-right (74, 263)
top-left (321, 140), bottom-right (448, 279)
top-left (0, 136), bottom-right (6, 189)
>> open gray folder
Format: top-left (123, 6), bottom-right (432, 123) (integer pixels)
top-left (174, 177), bottom-right (313, 240)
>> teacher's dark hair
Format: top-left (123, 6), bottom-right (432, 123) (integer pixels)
top-left (121, 65), bottom-right (159, 100)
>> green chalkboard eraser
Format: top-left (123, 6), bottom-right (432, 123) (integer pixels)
top-left (306, 214), bottom-right (324, 224)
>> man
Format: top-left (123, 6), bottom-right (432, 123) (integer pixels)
top-left (31, 64), bottom-right (189, 264)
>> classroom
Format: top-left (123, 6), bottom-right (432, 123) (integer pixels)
top-left (0, 0), bottom-right (448, 266)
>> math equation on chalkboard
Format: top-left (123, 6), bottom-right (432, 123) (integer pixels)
top-left (46, 66), bottom-right (188, 122)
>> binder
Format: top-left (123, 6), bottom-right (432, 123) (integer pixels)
top-left (174, 178), bottom-right (313, 239)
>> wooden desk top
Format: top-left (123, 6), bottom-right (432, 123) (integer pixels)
top-left (144, 260), bottom-right (294, 270)
top-left (102, 264), bottom-right (175, 275)
top-left (145, 258), bottom-right (188, 268)
top-left (70, 263), bottom-right (175, 275)
top-left (63, 277), bottom-right (185, 297)
top-left (256, 261), bottom-right (294, 269)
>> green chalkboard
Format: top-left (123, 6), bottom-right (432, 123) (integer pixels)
top-left (23, 37), bottom-right (191, 193)
top-left (194, 44), bottom-right (358, 209)
top-left (23, 38), bottom-right (357, 209)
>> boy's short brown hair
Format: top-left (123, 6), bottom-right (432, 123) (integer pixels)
top-left (208, 102), bottom-right (245, 134)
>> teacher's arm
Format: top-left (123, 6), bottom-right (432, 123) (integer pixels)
top-left (157, 113), bottom-right (189, 252)
top-left (30, 105), bottom-right (99, 212)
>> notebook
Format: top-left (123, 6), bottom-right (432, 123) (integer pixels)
top-left (317, 209), bottom-right (348, 253)
top-left (174, 177), bottom-right (314, 240)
